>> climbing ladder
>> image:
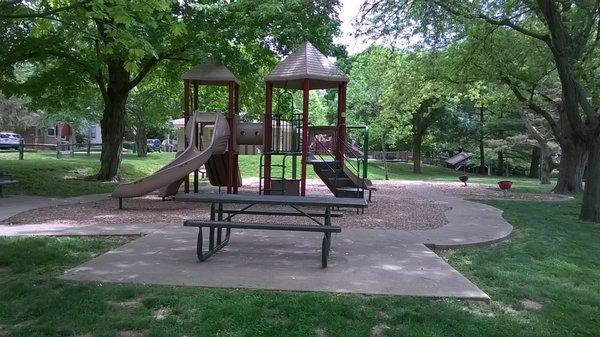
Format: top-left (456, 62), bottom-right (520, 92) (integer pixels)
top-left (259, 112), bottom-right (302, 195)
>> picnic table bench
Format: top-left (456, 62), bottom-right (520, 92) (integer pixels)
top-left (176, 193), bottom-right (368, 267)
top-left (0, 172), bottom-right (17, 198)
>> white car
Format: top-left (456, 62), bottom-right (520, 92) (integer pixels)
top-left (0, 132), bottom-right (22, 150)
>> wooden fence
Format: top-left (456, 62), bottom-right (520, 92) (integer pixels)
top-left (0, 139), bottom-right (102, 159)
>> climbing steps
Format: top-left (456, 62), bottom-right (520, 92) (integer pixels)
top-left (309, 159), bottom-right (364, 198)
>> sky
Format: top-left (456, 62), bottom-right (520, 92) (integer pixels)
top-left (335, 0), bottom-right (373, 55)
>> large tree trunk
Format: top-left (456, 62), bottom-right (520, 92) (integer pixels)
top-left (497, 151), bottom-right (505, 176)
top-left (580, 139), bottom-right (599, 222)
top-left (135, 130), bottom-right (148, 157)
top-left (554, 141), bottom-right (587, 194)
top-left (539, 146), bottom-right (555, 184)
top-left (97, 61), bottom-right (130, 181)
top-left (529, 147), bottom-right (540, 178)
top-left (412, 130), bottom-right (423, 174)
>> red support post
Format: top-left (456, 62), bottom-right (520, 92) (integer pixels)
top-left (183, 79), bottom-right (190, 193)
top-left (193, 82), bottom-right (199, 193)
top-left (301, 78), bottom-right (310, 196)
top-left (263, 82), bottom-right (273, 194)
top-left (227, 81), bottom-right (235, 194)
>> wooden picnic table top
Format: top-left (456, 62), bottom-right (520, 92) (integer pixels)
top-left (174, 193), bottom-right (367, 208)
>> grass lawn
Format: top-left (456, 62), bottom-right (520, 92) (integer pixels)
top-left (1, 200), bottom-right (598, 336)
top-left (0, 152), bottom-right (553, 197)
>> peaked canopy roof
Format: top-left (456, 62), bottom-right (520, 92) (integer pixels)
top-left (181, 60), bottom-right (240, 85)
top-left (265, 42), bottom-right (349, 90)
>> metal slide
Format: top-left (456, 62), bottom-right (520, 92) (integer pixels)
top-left (112, 113), bottom-right (230, 199)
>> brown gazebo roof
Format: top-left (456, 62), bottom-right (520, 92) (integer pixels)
top-left (181, 60), bottom-right (240, 85)
top-left (265, 42), bottom-right (349, 90)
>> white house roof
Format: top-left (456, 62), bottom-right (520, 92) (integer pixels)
top-left (265, 41), bottom-right (349, 90)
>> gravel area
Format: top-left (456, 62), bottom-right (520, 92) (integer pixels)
top-left (2, 179), bottom-right (449, 231)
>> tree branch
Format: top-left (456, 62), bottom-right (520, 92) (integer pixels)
top-left (127, 45), bottom-right (188, 90)
top-left (516, 105), bottom-right (548, 145)
top-left (434, 0), bottom-right (550, 42)
top-left (501, 76), bottom-right (562, 142)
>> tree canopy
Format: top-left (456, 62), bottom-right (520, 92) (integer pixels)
top-left (1, 0), bottom-right (343, 179)
top-left (357, 0), bottom-right (600, 221)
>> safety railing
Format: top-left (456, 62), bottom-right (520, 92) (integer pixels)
top-left (339, 138), bottom-right (365, 197)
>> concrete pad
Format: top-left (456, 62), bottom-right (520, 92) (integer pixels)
top-left (61, 228), bottom-right (489, 299)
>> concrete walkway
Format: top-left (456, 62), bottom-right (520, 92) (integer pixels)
top-left (0, 194), bottom-right (110, 222)
top-left (0, 185), bottom-right (514, 299)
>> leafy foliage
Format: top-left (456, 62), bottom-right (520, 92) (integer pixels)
top-left (0, 92), bottom-right (30, 131)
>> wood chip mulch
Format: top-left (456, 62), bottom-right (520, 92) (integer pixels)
top-left (2, 180), bottom-right (449, 231)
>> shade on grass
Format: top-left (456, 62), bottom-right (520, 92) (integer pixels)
top-left (0, 200), bottom-right (598, 336)
top-left (0, 152), bottom-right (554, 197)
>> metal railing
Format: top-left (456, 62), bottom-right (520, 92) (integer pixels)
top-left (307, 125), bottom-right (341, 193)
top-left (339, 138), bottom-right (365, 197)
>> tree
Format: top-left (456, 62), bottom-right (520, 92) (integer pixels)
top-left (2, 0), bottom-right (343, 181)
top-left (345, 46), bottom-right (406, 179)
top-left (126, 69), bottom-right (179, 157)
top-left (516, 106), bottom-right (559, 184)
top-left (383, 52), bottom-right (455, 174)
top-left (358, 0), bottom-right (600, 222)
top-left (0, 92), bottom-right (29, 131)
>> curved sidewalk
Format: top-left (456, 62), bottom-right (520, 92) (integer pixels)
top-left (0, 194), bottom-right (110, 222)
top-left (408, 185), bottom-right (514, 248)
top-left (0, 185), bottom-right (514, 247)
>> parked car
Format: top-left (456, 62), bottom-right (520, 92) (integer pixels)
top-left (0, 132), bottom-right (22, 150)
top-left (146, 138), bottom-right (162, 152)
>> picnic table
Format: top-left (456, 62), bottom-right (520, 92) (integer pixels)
top-left (176, 193), bottom-right (368, 267)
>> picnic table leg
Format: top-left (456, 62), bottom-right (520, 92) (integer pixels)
top-left (209, 227), bottom-right (215, 251)
top-left (195, 203), bottom-right (232, 262)
top-left (321, 232), bottom-right (331, 268)
top-left (216, 202), bottom-right (223, 244)
top-left (321, 207), bottom-right (332, 268)
top-left (196, 227), bottom-right (205, 261)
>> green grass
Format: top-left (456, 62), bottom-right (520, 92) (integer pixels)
top-left (366, 160), bottom-right (556, 193)
top-left (0, 152), bottom-right (174, 197)
top-left (0, 152), bottom-right (553, 197)
top-left (0, 200), bottom-right (598, 336)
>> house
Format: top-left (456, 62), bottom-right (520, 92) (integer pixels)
top-left (21, 114), bottom-right (101, 146)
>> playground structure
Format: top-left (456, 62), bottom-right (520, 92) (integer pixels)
top-left (112, 42), bottom-right (373, 204)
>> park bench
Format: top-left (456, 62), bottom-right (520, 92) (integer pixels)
top-left (0, 172), bottom-right (17, 198)
top-left (176, 193), bottom-right (367, 268)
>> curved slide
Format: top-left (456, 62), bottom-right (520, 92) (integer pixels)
top-left (112, 113), bottom-right (230, 199)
